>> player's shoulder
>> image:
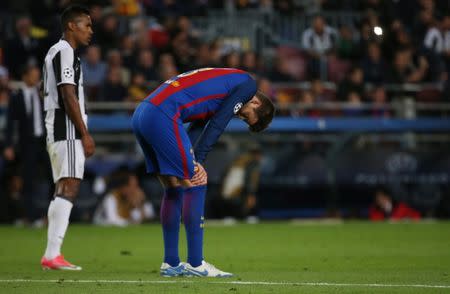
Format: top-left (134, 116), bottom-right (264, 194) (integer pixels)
top-left (46, 39), bottom-right (74, 57)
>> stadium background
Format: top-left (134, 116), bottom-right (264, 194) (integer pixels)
top-left (0, 1), bottom-right (450, 293)
top-left (0, 0), bottom-right (450, 223)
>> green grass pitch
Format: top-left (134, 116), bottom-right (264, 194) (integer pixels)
top-left (0, 222), bottom-right (449, 293)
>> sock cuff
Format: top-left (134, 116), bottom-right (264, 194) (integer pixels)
top-left (54, 195), bottom-right (74, 208)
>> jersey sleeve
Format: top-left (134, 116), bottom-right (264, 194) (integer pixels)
top-left (187, 119), bottom-right (208, 146)
top-left (193, 77), bottom-right (257, 163)
top-left (53, 47), bottom-right (76, 86)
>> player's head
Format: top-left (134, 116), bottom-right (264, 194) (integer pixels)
top-left (238, 91), bottom-right (275, 132)
top-left (61, 5), bottom-right (92, 46)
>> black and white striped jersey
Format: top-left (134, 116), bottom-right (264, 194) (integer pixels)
top-left (42, 39), bottom-right (87, 143)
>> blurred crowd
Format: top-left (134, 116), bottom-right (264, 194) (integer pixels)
top-left (0, 0), bottom-right (448, 119)
top-left (1, 0), bottom-right (450, 225)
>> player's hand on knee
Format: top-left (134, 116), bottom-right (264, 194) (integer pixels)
top-left (81, 134), bottom-right (95, 158)
top-left (191, 163), bottom-right (207, 186)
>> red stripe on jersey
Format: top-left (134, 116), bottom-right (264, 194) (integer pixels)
top-left (185, 111), bottom-right (216, 122)
top-left (171, 92), bottom-right (226, 179)
top-left (150, 68), bottom-right (244, 106)
top-left (178, 93), bottom-right (226, 113)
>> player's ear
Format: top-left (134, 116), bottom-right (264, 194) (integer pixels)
top-left (67, 21), bottom-right (77, 32)
top-left (251, 96), bottom-right (262, 106)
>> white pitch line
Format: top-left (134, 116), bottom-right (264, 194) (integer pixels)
top-left (0, 279), bottom-right (449, 289)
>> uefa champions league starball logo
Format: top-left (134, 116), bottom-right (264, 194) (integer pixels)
top-left (233, 102), bottom-right (243, 114)
top-left (63, 67), bottom-right (73, 79)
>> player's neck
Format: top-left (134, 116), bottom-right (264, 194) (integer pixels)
top-left (62, 33), bottom-right (78, 50)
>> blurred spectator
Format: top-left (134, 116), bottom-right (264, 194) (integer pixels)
top-left (257, 77), bottom-right (276, 100)
top-left (342, 91), bottom-right (364, 116)
top-left (361, 42), bottom-right (387, 84)
top-left (133, 49), bottom-right (158, 81)
top-left (88, 4), bottom-right (104, 44)
top-left (413, 8), bottom-right (435, 46)
top-left (337, 25), bottom-right (360, 60)
top-left (370, 86), bottom-right (391, 117)
top-left (268, 57), bottom-right (295, 82)
top-left (310, 78), bottom-right (334, 102)
top-left (81, 45), bottom-right (107, 101)
top-left (120, 35), bottom-right (136, 69)
top-left (127, 72), bottom-right (148, 102)
top-left (424, 15), bottom-right (450, 75)
top-left (158, 52), bottom-right (177, 70)
top-left (208, 40), bottom-right (223, 67)
top-left (4, 15), bottom-right (42, 79)
top-left (337, 67), bottom-right (365, 101)
top-left (387, 48), bottom-right (429, 83)
top-left (170, 31), bottom-right (195, 72)
top-left (176, 15), bottom-right (201, 44)
top-left (274, 0), bottom-right (297, 15)
top-left (241, 51), bottom-right (260, 75)
top-left (3, 64), bottom-right (50, 225)
top-left (194, 43), bottom-right (212, 68)
top-left (302, 15), bottom-right (338, 78)
top-left (0, 47), bottom-right (8, 88)
top-left (358, 21), bottom-right (380, 54)
top-left (292, 90), bottom-right (322, 118)
top-left (158, 63), bottom-right (179, 82)
top-left (98, 67), bottom-right (128, 102)
top-left (423, 17), bottom-right (443, 53)
top-left (113, 0), bottom-right (141, 17)
top-left (1, 164), bottom-right (24, 224)
top-left (93, 171), bottom-right (155, 226)
top-left (97, 14), bottom-right (120, 55)
top-left (106, 49), bottom-right (130, 86)
top-left (147, 17), bottom-right (172, 50)
top-left (215, 146), bottom-right (263, 220)
top-left (0, 66), bottom-right (9, 89)
top-left (369, 188), bottom-right (421, 221)
top-left (223, 51), bottom-right (241, 68)
top-left (0, 87), bottom-right (9, 108)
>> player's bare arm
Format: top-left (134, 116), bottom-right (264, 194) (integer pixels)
top-left (60, 84), bottom-right (95, 157)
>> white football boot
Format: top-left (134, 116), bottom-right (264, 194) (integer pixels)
top-left (183, 260), bottom-right (233, 277)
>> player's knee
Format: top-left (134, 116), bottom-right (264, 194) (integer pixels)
top-left (55, 178), bottom-right (81, 200)
top-left (180, 179), bottom-right (194, 188)
top-left (158, 175), bottom-right (182, 188)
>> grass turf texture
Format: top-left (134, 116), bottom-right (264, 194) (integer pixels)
top-left (0, 222), bottom-right (449, 293)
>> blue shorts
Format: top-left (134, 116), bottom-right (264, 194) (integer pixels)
top-left (132, 102), bottom-right (195, 179)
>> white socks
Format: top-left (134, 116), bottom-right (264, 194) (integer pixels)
top-left (44, 197), bottom-right (73, 259)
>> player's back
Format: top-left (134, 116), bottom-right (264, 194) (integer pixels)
top-left (146, 68), bottom-right (253, 122)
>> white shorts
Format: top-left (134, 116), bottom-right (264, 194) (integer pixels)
top-left (47, 140), bottom-right (85, 183)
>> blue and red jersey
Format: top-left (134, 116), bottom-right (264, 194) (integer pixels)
top-left (144, 68), bottom-right (257, 163)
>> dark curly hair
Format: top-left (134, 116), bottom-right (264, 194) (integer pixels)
top-left (249, 91), bottom-right (275, 133)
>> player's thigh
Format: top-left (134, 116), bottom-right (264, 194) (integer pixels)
top-left (153, 121), bottom-right (195, 180)
top-left (47, 140), bottom-right (85, 185)
top-left (137, 106), bottom-right (195, 180)
top-left (135, 130), bottom-right (161, 174)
